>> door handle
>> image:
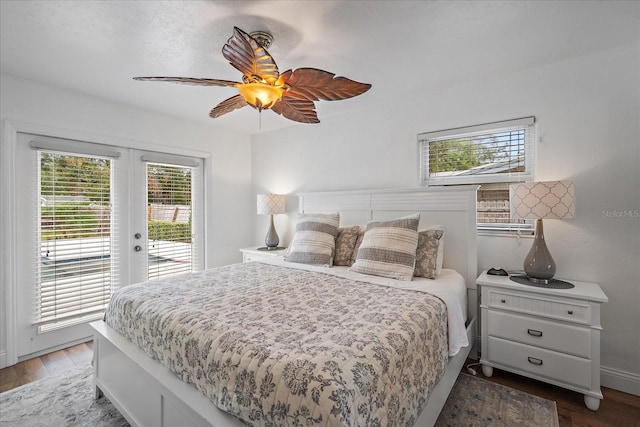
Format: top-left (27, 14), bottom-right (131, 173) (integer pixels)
top-left (527, 329), bottom-right (543, 337)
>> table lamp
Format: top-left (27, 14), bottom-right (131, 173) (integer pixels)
top-left (256, 194), bottom-right (286, 250)
top-left (510, 181), bottom-right (575, 284)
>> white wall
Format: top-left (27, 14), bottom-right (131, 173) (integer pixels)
top-left (0, 73), bottom-right (253, 365)
top-left (251, 43), bottom-right (640, 393)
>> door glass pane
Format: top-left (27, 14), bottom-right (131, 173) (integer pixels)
top-left (38, 151), bottom-right (114, 331)
top-left (146, 163), bottom-right (194, 280)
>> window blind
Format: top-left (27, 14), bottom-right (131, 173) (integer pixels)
top-left (418, 117), bottom-right (535, 231)
top-left (36, 150), bottom-right (118, 329)
top-left (418, 117), bottom-right (534, 186)
top-left (146, 162), bottom-right (199, 280)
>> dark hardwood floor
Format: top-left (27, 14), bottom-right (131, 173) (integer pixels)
top-left (1, 343), bottom-right (638, 426)
top-left (0, 341), bottom-right (93, 393)
top-left (462, 358), bottom-right (640, 427)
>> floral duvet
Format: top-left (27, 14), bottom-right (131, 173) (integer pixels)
top-left (105, 261), bottom-right (449, 426)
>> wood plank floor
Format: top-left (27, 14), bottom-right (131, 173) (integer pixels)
top-left (0, 341), bottom-right (93, 393)
top-left (1, 343), bottom-right (638, 426)
top-left (462, 358), bottom-right (640, 427)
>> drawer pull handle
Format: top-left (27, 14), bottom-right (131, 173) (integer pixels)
top-left (500, 299), bottom-right (506, 303)
top-left (567, 310), bottom-right (574, 315)
top-left (528, 357), bottom-right (543, 366)
top-left (527, 329), bottom-right (543, 337)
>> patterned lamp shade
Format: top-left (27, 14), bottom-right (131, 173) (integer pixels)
top-left (509, 181), bottom-right (575, 285)
top-left (257, 194), bottom-right (286, 215)
top-left (510, 181), bottom-right (575, 220)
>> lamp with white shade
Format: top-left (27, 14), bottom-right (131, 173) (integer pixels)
top-left (257, 194), bottom-right (286, 250)
top-left (509, 181), bottom-right (575, 286)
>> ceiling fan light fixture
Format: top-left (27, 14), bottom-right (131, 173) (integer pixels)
top-left (238, 82), bottom-right (284, 110)
top-left (133, 26), bottom-right (371, 124)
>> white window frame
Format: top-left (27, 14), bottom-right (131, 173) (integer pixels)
top-left (1, 119), bottom-right (209, 368)
top-left (29, 141), bottom-right (205, 333)
top-left (418, 117), bottom-right (536, 232)
top-left (144, 160), bottom-right (201, 281)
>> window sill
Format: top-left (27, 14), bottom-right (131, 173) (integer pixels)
top-left (477, 229), bottom-right (534, 238)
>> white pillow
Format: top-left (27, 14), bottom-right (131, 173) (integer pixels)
top-left (285, 213), bottom-right (340, 266)
top-left (350, 214), bottom-right (420, 281)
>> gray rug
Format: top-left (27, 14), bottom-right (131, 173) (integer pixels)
top-left (0, 365), bottom-right (127, 427)
top-left (435, 373), bottom-right (559, 427)
top-left (0, 366), bottom-right (558, 426)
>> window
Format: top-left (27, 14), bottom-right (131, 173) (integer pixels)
top-left (146, 162), bottom-right (197, 280)
top-left (36, 150), bottom-right (118, 330)
top-left (16, 134), bottom-right (205, 358)
top-left (418, 117), bottom-right (535, 231)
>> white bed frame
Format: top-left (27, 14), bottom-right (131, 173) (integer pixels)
top-left (91, 186), bottom-right (478, 427)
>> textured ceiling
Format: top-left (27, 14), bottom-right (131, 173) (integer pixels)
top-left (1, 1), bottom-right (638, 135)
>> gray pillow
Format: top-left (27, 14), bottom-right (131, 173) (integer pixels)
top-left (334, 226), bottom-right (360, 266)
top-left (350, 230), bottom-right (365, 266)
top-left (414, 228), bottom-right (444, 279)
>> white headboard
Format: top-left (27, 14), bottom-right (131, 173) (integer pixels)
top-left (298, 186), bottom-right (478, 290)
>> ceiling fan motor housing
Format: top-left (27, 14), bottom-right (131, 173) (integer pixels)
top-left (249, 31), bottom-right (274, 49)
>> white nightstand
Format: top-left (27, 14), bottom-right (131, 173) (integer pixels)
top-left (477, 270), bottom-right (608, 411)
top-left (240, 246), bottom-right (287, 263)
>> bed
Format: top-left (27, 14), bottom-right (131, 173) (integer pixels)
top-left (91, 186), bottom-right (478, 427)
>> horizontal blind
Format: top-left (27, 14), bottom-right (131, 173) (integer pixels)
top-left (429, 128), bottom-right (524, 175)
top-left (418, 117), bottom-right (535, 231)
top-left (419, 117), bottom-right (534, 186)
top-left (36, 150), bottom-right (118, 328)
top-left (146, 162), bottom-right (198, 281)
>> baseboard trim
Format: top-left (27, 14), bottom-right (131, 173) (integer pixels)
top-left (601, 365), bottom-right (640, 396)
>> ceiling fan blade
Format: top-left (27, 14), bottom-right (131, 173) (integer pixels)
top-left (133, 77), bottom-right (239, 87)
top-left (283, 68), bottom-right (371, 102)
top-left (210, 94), bottom-right (249, 118)
top-left (271, 97), bottom-right (319, 123)
top-left (222, 27), bottom-right (279, 84)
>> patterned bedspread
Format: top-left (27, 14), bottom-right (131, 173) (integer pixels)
top-left (105, 262), bottom-right (449, 426)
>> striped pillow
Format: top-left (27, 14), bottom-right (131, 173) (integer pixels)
top-left (351, 214), bottom-right (420, 281)
top-left (285, 213), bottom-right (340, 266)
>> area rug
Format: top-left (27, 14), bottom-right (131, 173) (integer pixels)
top-left (435, 372), bottom-right (560, 427)
top-left (0, 366), bottom-right (558, 426)
top-left (0, 365), bottom-right (127, 427)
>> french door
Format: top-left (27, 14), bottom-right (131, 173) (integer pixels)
top-left (13, 133), bottom-right (203, 359)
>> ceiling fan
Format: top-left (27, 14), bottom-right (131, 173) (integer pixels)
top-left (134, 27), bottom-right (372, 124)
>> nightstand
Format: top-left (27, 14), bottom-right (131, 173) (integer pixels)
top-left (477, 270), bottom-right (608, 410)
top-left (240, 246), bottom-right (287, 263)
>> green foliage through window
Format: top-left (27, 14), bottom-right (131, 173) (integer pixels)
top-left (40, 153), bottom-right (111, 240)
top-left (428, 130), bottom-right (525, 176)
top-left (147, 164), bottom-right (191, 205)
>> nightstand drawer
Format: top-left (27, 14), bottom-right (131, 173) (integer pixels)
top-left (487, 336), bottom-right (592, 389)
top-left (487, 310), bottom-right (591, 358)
top-left (241, 247), bottom-right (287, 263)
top-left (488, 289), bottom-right (591, 324)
